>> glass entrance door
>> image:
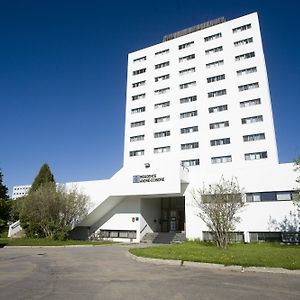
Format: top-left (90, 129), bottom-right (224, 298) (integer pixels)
top-left (161, 197), bottom-right (185, 232)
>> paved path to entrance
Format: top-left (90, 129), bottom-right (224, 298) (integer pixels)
top-left (0, 245), bottom-right (299, 300)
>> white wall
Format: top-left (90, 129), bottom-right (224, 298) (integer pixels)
top-left (140, 197), bottom-right (161, 238)
top-left (185, 162), bottom-right (298, 240)
top-left (124, 12), bottom-right (278, 171)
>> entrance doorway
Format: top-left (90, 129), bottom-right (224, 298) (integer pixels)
top-left (160, 197), bottom-right (185, 232)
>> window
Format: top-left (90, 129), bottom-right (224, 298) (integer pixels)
top-left (179, 41), bottom-right (194, 50)
top-left (133, 68), bottom-right (146, 75)
top-left (180, 95), bottom-right (197, 104)
top-left (246, 193), bottom-right (261, 202)
top-left (130, 120), bottom-right (145, 128)
top-left (234, 37), bottom-right (253, 47)
top-left (181, 126), bottom-right (198, 134)
top-left (241, 115), bottom-right (263, 124)
top-left (154, 146), bottom-right (170, 153)
top-left (154, 131), bottom-right (170, 138)
top-left (246, 191), bottom-right (293, 202)
top-left (131, 106), bottom-right (145, 114)
top-left (232, 23), bottom-right (251, 33)
top-left (132, 93), bottom-right (146, 101)
top-left (207, 74), bottom-right (225, 83)
top-left (210, 138), bottom-right (230, 146)
top-left (155, 74), bottom-right (170, 82)
top-left (132, 80), bottom-right (146, 88)
top-left (240, 98), bottom-right (261, 108)
top-left (211, 155), bottom-right (232, 164)
top-left (276, 192), bottom-right (293, 201)
top-left (179, 67), bottom-right (195, 76)
top-left (154, 101), bottom-right (170, 109)
top-left (155, 49), bottom-right (169, 56)
top-left (204, 32), bottom-right (222, 42)
top-left (181, 159), bottom-right (200, 167)
top-left (133, 56), bottom-right (146, 63)
top-left (180, 110), bottom-right (197, 119)
top-left (206, 60), bottom-right (224, 68)
top-left (238, 82), bottom-right (259, 91)
top-left (235, 52), bottom-right (255, 61)
top-left (245, 151), bottom-right (268, 160)
top-left (155, 87), bottom-right (170, 95)
top-left (208, 104), bottom-right (228, 113)
top-left (154, 115), bottom-right (170, 123)
top-left (205, 46), bottom-right (223, 55)
top-left (179, 54), bottom-right (195, 62)
top-left (237, 67), bottom-right (257, 76)
top-left (130, 150), bottom-right (144, 156)
top-left (208, 89), bottom-right (227, 98)
top-left (209, 121), bottom-right (229, 129)
top-left (130, 135), bottom-right (145, 142)
top-left (179, 81), bottom-right (196, 89)
top-left (155, 61), bottom-right (170, 69)
top-left (243, 133), bottom-right (265, 142)
top-left (181, 142), bottom-right (199, 150)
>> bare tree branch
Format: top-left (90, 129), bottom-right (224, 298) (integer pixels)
top-left (192, 176), bottom-right (245, 248)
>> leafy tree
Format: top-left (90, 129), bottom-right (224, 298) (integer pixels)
top-left (30, 163), bottom-right (55, 192)
top-left (20, 163), bottom-right (56, 235)
top-left (193, 177), bottom-right (245, 249)
top-left (21, 183), bottom-right (89, 240)
top-left (0, 169), bottom-right (11, 230)
top-left (10, 197), bottom-right (25, 223)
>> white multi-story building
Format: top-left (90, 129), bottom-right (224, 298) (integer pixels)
top-left (12, 185), bottom-right (30, 199)
top-left (12, 12), bottom-right (299, 242)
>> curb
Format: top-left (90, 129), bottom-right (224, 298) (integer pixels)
top-left (2, 244), bottom-right (114, 249)
top-left (127, 252), bottom-right (300, 275)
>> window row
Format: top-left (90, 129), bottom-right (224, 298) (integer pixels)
top-left (131, 65), bottom-right (256, 89)
top-left (132, 80), bottom-right (146, 88)
top-left (246, 191), bottom-right (294, 202)
top-left (208, 99), bottom-right (261, 112)
top-left (238, 82), bottom-right (259, 91)
top-left (232, 23), bottom-right (251, 33)
top-left (155, 74), bottom-right (170, 82)
top-left (237, 66), bottom-right (257, 76)
top-left (132, 79), bottom-right (258, 100)
top-left (131, 106), bottom-right (145, 114)
top-left (181, 159), bottom-right (200, 167)
top-left (208, 89), bottom-right (227, 98)
top-left (130, 132), bottom-right (266, 144)
top-left (129, 150), bottom-right (268, 162)
top-left (132, 49), bottom-right (256, 76)
top-left (207, 74), bottom-right (225, 83)
top-left (205, 46), bottom-right (223, 55)
top-left (212, 151), bottom-right (267, 164)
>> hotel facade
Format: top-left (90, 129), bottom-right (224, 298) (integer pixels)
top-left (12, 13), bottom-right (299, 242)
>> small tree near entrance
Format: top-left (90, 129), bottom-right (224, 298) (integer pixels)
top-left (193, 177), bottom-right (245, 248)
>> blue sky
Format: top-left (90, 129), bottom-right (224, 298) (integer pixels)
top-left (1, 0), bottom-right (300, 193)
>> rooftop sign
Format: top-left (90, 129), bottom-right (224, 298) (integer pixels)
top-left (163, 17), bottom-right (226, 42)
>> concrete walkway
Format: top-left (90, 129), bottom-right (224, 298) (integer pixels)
top-left (0, 244), bottom-right (299, 300)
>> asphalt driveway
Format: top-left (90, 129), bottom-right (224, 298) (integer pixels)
top-left (0, 244), bottom-right (299, 300)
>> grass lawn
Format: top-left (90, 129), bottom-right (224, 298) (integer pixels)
top-left (0, 238), bottom-right (114, 247)
top-left (130, 241), bottom-right (300, 270)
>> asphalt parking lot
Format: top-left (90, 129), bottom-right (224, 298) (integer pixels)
top-left (0, 245), bottom-right (299, 300)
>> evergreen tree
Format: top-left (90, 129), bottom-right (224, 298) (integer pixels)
top-left (30, 163), bottom-right (55, 192)
top-left (20, 163), bottom-right (55, 236)
top-left (0, 169), bottom-right (11, 230)
top-left (0, 169), bottom-right (9, 200)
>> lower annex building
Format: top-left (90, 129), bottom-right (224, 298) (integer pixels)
top-left (12, 12), bottom-right (299, 242)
